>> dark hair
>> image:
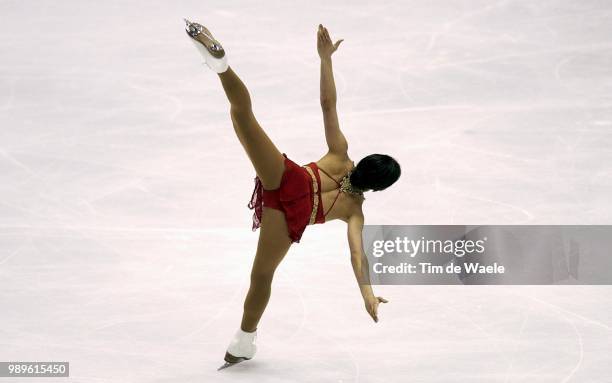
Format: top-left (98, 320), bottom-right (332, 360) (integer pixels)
top-left (349, 154), bottom-right (401, 192)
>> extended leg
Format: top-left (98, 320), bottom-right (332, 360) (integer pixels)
top-left (185, 20), bottom-right (285, 190)
top-left (241, 207), bottom-right (293, 331)
top-left (218, 67), bottom-right (285, 190)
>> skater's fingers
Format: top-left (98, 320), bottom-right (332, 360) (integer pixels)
top-left (324, 28), bottom-right (331, 42)
top-left (368, 309), bottom-right (378, 323)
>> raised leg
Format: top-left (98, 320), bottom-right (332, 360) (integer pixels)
top-left (218, 67), bottom-right (285, 190)
top-left (241, 207), bottom-right (293, 331)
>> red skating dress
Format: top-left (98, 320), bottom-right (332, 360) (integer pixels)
top-left (247, 153), bottom-right (342, 243)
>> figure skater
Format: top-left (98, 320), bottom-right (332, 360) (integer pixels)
top-left (183, 19), bottom-right (401, 369)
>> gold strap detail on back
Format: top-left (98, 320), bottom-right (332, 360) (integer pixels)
top-left (303, 165), bottom-right (319, 225)
top-left (340, 171), bottom-right (364, 196)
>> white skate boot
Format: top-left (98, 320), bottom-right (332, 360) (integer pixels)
top-left (218, 329), bottom-right (257, 370)
top-left (184, 18), bottom-right (229, 73)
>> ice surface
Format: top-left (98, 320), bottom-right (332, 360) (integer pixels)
top-left (1, 0), bottom-right (611, 382)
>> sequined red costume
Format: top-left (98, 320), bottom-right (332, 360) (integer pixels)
top-left (248, 153), bottom-right (342, 243)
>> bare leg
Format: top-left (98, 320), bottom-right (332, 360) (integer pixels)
top-left (241, 207), bottom-right (293, 331)
top-left (218, 67), bottom-right (285, 190)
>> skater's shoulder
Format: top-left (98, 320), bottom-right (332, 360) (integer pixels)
top-left (339, 197), bottom-right (365, 224)
top-left (315, 151), bottom-right (353, 174)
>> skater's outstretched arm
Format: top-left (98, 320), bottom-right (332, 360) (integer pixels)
top-left (347, 211), bottom-right (388, 323)
top-left (317, 24), bottom-right (348, 157)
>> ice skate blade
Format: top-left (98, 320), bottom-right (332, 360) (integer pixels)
top-left (217, 352), bottom-right (250, 371)
top-left (183, 18), bottom-right (228, 73)
top-left (217, 361), bottom-right (242, 371)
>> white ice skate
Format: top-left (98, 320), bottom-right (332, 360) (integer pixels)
top-left (217, 329), bottom-right (257, 371)
top-left (184, 18), bottom-right (229, 73)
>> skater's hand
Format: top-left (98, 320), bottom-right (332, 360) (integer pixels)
top-left (364, 295), bottom-right (388, 323)
top-left (317, 24), bottom-right (343, 59)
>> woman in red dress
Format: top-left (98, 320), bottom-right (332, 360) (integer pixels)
top-left (184, 20), bottom-right (401, 368)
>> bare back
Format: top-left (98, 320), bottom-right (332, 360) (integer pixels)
top-left (314, 152), bottom-right (364, 222)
